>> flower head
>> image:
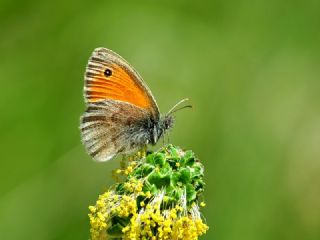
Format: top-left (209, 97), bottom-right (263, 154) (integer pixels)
top-left (89, 144), bottom-right (208, 239)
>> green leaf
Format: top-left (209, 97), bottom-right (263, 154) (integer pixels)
top-left (191, 162), bottom-right (204, 178)
top-left (168, 146), bottom-right (180, 159)
top-left (139, 163), bottom-right (154, 175)
top-left (145, 153), bottom-right (156, 164)
top-left (173, 188), bottom-right (183, 201)
top-left (115, 183), bottom-right (124, 193)
top-left (153, 153), bottom-right (166, 166)
top-left (171, 172), bottom-right (181, 186)
top-left (143, 182), bottom-right (158, 195)
top-left (179, 167), bottom-right (191, 184)
top-left (166, 186), bottom-right (183, 202)
top-left (194, 179), bottom-right (205, 192)
top-left (186, 184), bottom-right (197, 202)
top-left (107, 223), bottom-right (124, 237)
top-left (184, 150), bottom-right (195, 166)
top-left (148, 172), bottom-right (161, 185)
top-left (148, 170), bottom-right (171, 188)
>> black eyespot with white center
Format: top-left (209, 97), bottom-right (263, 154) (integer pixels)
top-left (104, 68), bottom-right (112, 77)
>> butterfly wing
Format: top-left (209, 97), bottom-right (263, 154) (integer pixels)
top-left (84, 47), bottom-right (159, 118)
top-left (81, 48), bottom-right (159, 161)
top-left (81, 100), bottom-right (152, 161)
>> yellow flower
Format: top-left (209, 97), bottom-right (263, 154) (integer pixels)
top-left (88, 145), bottom-right (208, 240)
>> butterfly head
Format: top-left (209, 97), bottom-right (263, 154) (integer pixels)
top-left (162, 114), bottom-right (175, 132)
top-left (150, 99), bottom-right (191, 145)
top-left (149, 115), bottom-right (174, 145)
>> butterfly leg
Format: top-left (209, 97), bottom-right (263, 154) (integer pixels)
top-left (137, 145), bottom-right (147, 158)
top-left (163, 131), bottom-right (170, 145)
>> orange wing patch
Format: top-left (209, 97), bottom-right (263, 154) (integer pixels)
top-left (85, 64), bottom-right (152, 109)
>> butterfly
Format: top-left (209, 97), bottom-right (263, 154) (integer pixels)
top-left (80, 48), bottom-right (190, 162)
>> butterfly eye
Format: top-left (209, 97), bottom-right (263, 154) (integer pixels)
top-left (104, 68), bottom-right (112, 77)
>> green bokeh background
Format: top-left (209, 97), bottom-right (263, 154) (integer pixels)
top-left (1, 0), bottom-right (320, 239)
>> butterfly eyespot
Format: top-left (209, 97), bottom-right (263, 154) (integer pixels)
top-left (104, 68), bottom-right (112, 77)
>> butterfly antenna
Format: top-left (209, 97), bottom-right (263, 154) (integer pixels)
top-left (166, 98), bottom-right (192, 116)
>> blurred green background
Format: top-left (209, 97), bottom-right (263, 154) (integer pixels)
top-left (1, 0), bottom-right (320, 239)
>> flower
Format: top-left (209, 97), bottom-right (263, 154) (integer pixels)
top-left (89, 144), bottom-right (208, 239)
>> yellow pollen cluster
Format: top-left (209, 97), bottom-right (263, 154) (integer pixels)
top-left (124, 177), bottom-right (143, 193)
top-left (171, 217), bottom-right (209, 239)
top-left (88, 191), bottom-right (137, 239)
top-left (89, 192), bottom-right (208, 240)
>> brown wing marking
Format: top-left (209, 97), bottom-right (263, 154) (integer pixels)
top-left (80, 100), bottom-right (149, 162)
